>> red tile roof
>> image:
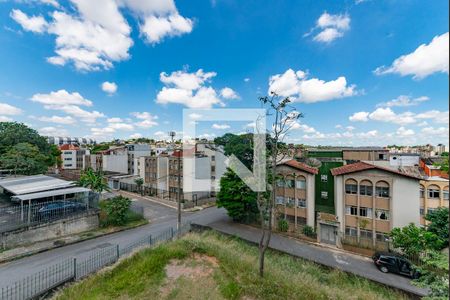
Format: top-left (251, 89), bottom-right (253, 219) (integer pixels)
top-left (278, 159), bottom-right (318, 174)
top-left (59, 144), bottom-right (79, 151)
top-left (330, 161), bottom-right (421, 179)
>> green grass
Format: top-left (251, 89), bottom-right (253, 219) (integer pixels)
top-left (55, 231), bottom-right (407, 300)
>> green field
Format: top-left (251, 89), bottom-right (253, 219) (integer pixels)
top-left (55, 231), bottom-right (406, 300)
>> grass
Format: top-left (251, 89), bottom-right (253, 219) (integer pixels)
top-left (55, 231), bottom-right (407, 300)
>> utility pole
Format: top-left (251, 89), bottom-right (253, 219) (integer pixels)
top-left (169, 131), bottom-right (181, 232)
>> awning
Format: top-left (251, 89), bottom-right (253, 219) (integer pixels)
top-left (0, 175), bottom-right (75, 195)
top-left (11, 187), bottom-right (91, 202)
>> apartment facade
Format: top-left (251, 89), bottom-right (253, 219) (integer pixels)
top-left (59, 144), bottom-right (90, 170)
top-left (331, 162), bottom-right (421, 248)
top-left (420, 177), bottom-right (449, 225)
top-left (274, 160), bottom-right (318, 228)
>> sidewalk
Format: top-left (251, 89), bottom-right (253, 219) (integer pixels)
top-left (195, 218), bottom-right (429, 298)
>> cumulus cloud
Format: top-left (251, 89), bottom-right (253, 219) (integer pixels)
top-left (376, 95), bottom-right (429, 107)
top-left (308, 12), bottom-right (350, 43)
top-left (220, 87), bottom-right (239, 99)
top-left (156, 69), bottom-right (225, 108)
top-left (101, 81), bottom-right (118, 95)
top-left (0, 116), bottom-right (13, 122)
top-left (396, 126), bottom-right (415, 137)
top-left (212, 123), bottom-right (230, 130)
top-left (0, 102), bottom-right (23, 115)
top-left (38, 115), bottom-right (75, 124)
top-left (349, 111), bottom-right (369, 122)
top-left (11, 0), bottom-right (193, 71)
top-left (374, 32), bottom-right (449, 79)
top-left (129, 133), bottom-right (142, 139)
top-left (10, 9), bottom-right (47, 33)
top-left (131, 111), bottom-right (158, 128)
top-left (39, 126), bottom-right (69, 136)
top-left (268, 69), bottom-right (357, 103)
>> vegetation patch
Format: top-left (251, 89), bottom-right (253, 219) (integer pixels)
top-left (55, 231), bottom-right (406, 300)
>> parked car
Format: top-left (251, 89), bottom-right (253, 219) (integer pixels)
top-left (372, 252), bottom-right (420, 279)
top-left (36, 201), bottom-right (86, 220)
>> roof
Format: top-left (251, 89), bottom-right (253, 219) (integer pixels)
top-left (59, 144), bottom-right (80, 151)
top-left (330, 161), bottom-right (421, 180)
top-left (277, 159), bottom-right (318, 174)
top-left (11, 187), bottom-right (91, 202)
top-left (0, 175), bottom-right (75, 195)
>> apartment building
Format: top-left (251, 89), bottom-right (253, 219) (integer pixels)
top-left (274, 159), bottom-right (318, 228)
top-left (59, 144), bottom-right (90, 170)
top-left (331, 162), bottom-right (421, 248)
top-left (135, 155), bottom-right (169, 197)
top-left (420, 177), bottom-right (449, 225)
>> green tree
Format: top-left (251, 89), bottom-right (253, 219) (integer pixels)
top-left (134, 178), bottom-right (144, 195)
top-left (216, 170), bottom-right (259, 223)
top-left (0, 143), bottom-right (49, 175)
top-left (425, 207), bottom-right (449, 246)
top-left (434, 156), bottom-right (449, 173)
top-left (79, 169), bottom-right (110, 200)
top-left (102, 196), bottom-right (131, 226)
top-left (390, 223), bottom-right (444, 256)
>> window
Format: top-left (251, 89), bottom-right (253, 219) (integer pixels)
top-left (321, 175), bottom-right (328, 182)
top-left (444, 190), bottom-right (449, 200)
top-left (375, 209), bottom-right (390, 220)
top-left (420, 187), bottom-right (425, 198)
top-left (296, 179), bottom-right (306, 189)
top-left (345, 227), bottom-right (357, 236)
top-left (346, 206), bottom-right (358, 216)
top-left (345, 184), bottom-right (357, 194)
top-left (286, 179), bottom-right (295, 188)
top-left (376, 186), bottom-right (389, 198)
top-left (276, 180), bottom-right (284, 188)
top-left (428, 188), bottom-right (440, 199)
top-left (64, 157), bottom-right (72, 161)
top-left (360, 229), bottom-right (373, 239)
top-left (321, 191), bottom-right (328, 199)
top-left (376, 232), bottom-right (389, 242)
top-left (360, 185), bottom-right (373, 196)
top-left (419, 208), bottom-right (424, 215)
top-left (359, 207), bottom-right (372, 218)
top-left (286, 197), bottom-right (295, 206)
top-left (276, 196), bottom-right (284, 205)
top-left (211, 155), bottom-right (215, 161)
top-left (427, 208), bottom-right (437, 214)
top-left (211, 166), bottom-right (215, 172)
top-left (297, 199), bottom-right (306, 208)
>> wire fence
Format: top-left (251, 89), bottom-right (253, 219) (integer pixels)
top-left (0, 223), bottom-right (191, 300)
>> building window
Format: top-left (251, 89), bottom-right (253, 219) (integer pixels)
top-left (375, 186), bottom-right (389, 198)
top-left (420, 208), bottom-right (424, 215)
top-left (211, 155), bottom-right (215, 161)
top-left (321, 191), bottom-right (328, 199)
top-left (286, 197), bottom-right (295, 206)
top-left (276, 179), bottom-right (284, 188)
top-left (286, 179), bottom-right (295, 188)
top-left (297, 199), bottom-right (306, 208)
top-left (428, 188), bottom-right (440, 199)
top-left (346, 206), bottom-right (358, 216)
top-left (376, 232), bottom-right (389, 242)
top-left (321, 175), bottom-right (328, 182)
top-left (420, 188), bottom-right (425, 198)
top-left (359, 207), bottom-right (372, 218)
top-left (345, 227), bottom-right (357, 237)
top-left (375, 209), bottom-right (390, 220)
top-left (276, 196), bottom-right (284, 205)
top-left (296, 179), bottom-right (306, 189)
top-left (360, 229), bottom-right (373, 239)
top-left (345, 184), bottom-right (357, 194)
top-left (359, 185), bottom-right (373, 196)
top-left (444, 190), bottom-right (449, 200)
top-left (427, 208), bottom-right (438, 215)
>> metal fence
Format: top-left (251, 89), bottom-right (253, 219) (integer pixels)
top-left (0, 197), bottom-right (96, 234)
top-left (0, 223), bottom-right (191, 300)
top-left (341, 235), bottom-right (390, 252)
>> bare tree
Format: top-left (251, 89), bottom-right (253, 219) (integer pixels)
top-left (256, 92), bottom-right (302, 277)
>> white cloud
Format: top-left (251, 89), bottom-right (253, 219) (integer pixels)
top-left (357, 130), bottom-right (378, 138)
top-left (244, 78), bottom-right (250, 82)
top-left (374, 32), bottom-right (449, 79)
top-left (416, 110), bottom-right (449, 124)
top-left (101, 81), bottom-right (118, 94)
top-left (38, 126), bottom-right (68, 136)
top-left (349, 111), bottom-right (369, 122)
top-left (335, 124), bottom-right (342, 129)
top-left (131, 111), bottom-right (158, 128)
top-left (368, 108), bottom-right (416, 125)
top-left (11, 0), bottom-right (193, 71)
top-left (0, 116), bottom-right (13, 122)
top-left (156, 69), bottom-right (224, 108)
top-left (421, 126), bottom-right (449, 136)
top-left (188, 113), bottom-right (202, 120)
top-left (396, 126), bottom-right (415, 137)
top-left (220, 87), bottom-right (239, 99)
top-left (10, 9), bottom-right (47, 33)
top-left (108, 122), bottom-right (134, 131)
top-left (377, 95), bottom-right (429, 107)
top-left (129, 133), bottom-right (142, 139)
top-left (346, 126), bottom-right (355, 131)
top-left (31, 89), bottom-right (92, 106)
top-left (268, 69), bottom-right (357, 103)
top-left (0, 103), bottom-right (23, 115)
top-left (309, 12), bottom-right (350, 43)
top-left (212, 123), bottom-right (230, 130)
top-left (107, 117), bottom-right (123, 123)
top-left (154, 131), bottom-right (165, 137)
top-left (38, 115), bottom-right (75, 124)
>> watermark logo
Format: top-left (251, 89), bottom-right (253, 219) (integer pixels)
top-left (182, 109), bottom-right (266, 193)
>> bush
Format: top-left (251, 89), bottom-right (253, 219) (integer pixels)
top-left (302, 225), bottom-right (315, 237)
top-left (100, 196), bottom-right (132, 226)
top-left (278, 219), bottom-right (289, 232)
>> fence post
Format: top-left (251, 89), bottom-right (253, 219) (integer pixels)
top-left (116, 244), bottom-right (120, 260)
top-left (148, 235), bottom-right (152, 246)
top-left (73, 257), bottom-right (77, 281)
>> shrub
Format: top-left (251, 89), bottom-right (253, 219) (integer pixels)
top-left (101, 196), bottom-right (132, 226)
top-left (278, 219), bottom-right (289, 232)
top-left (302, 225), bottom-right (315, 237)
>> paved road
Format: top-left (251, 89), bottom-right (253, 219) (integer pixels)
top-left (204, 219), bottom-right (428, 297)
top-left (0, 200), bottom-right (226, 287)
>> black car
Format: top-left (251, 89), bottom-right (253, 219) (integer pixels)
top-left (372, 252), bottom-right (420, 279)
top-left (36, 201), bottom-right (86, 220)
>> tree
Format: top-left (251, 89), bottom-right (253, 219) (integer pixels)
top-left (390, 223), bottom-right (444, 257)
top-left (216, 170), bottom-right (259, 223)
top-left (425, 207), bottom-right (449, 246)
top-left (134, 178), bottom-right (144, 195)
top-left (0, 143), bottom-right (49, 175)
top-left (102, 196), bottom-right (131, 226)
top-left (79, 169), bottom-right (110, 200)
top-left (256, 92), bottom-right (301, 277)
top-left (434, 156), bottom-right (449, 173)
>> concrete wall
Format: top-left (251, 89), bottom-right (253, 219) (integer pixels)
top-left (334, 175), bottom-right (344, 233)
top-left (306, 173), bottom-right (315, 227)
top-left (392, 175), bottom-right (420, 228)
top-left (103, 154), bottom-right (128, 174)
top-left (0, 212), bottom-right (99, 249)
top-left (389, 154), bottom-right (419, 167)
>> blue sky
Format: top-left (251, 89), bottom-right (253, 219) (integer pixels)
top-left (0, 0), bottom-right (448, 146)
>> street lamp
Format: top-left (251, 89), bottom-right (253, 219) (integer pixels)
top-left (168, 131), bottom-right (181, 232)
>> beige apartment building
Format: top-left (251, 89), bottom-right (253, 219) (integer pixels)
top-left (331, 162), bottom-right (421, 247)
top-left (275, 159), bottom-right (318, 228)
top-left (420, 177), bottom-right (449, 225)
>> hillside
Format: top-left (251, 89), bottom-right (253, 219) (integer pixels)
top-left (55, 231), bottom-right (406, 300)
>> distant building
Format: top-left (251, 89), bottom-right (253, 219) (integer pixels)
top-left (434, 143), bottom-right (447, 155)
top-left (47, 137), bottom-right (96, 146)
top-left (59, 144), bottom-right (90, 170)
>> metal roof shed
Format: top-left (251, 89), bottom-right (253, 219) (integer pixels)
top-left (0, 175), bottom-right (75, 195)
top-left (11, 187), bottom-right (91, 202)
